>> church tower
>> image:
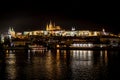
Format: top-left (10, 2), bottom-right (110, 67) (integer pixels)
top-left (46, 24), bottom-right (49, 31)
top-left (49, 20), bottom-right (53, 30)
top-left (46, 20), bottom-right (54, 31)
top-left (46, 20), bottom-right (61, 31)
top-left (8, 27), bottom-right (16, 38)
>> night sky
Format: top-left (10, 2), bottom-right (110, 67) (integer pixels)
top-left (0, 1), bottom-right (120, 34)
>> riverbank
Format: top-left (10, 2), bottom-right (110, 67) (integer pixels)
top-left (54, 46), bottom-right (120, 50)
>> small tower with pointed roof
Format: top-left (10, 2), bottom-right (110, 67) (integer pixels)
top-left (8, 27), bottom-right (16, 38)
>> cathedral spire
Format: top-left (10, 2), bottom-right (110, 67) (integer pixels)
top-left (8, 27), bottom-right (16, 38)
top-left (49, 20), bottom-right (52, 25)
top-left (46, 24), bottom-right (49, 31)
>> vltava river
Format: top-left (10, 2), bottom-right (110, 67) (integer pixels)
top-left (0, 49), bottom-right (120, 80)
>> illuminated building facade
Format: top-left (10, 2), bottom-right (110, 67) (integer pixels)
top-left (23, 28), bottom-right (109, 37)
top-left (2, 22), bottom-right (113, 38)
top-left (8, 27), bottom-right (16, 38)
top-left (46, 21), bottom-right (61, 31)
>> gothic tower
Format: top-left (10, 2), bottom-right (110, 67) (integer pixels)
top-left (8, 27), bottom-right (16, 38)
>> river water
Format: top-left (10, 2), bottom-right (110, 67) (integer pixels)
top-left (0, 49), bottom-right (120, 80)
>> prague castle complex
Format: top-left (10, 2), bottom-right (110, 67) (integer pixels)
top-left (1, 20), bottom-right (118, 38)
top-left (0, 20), bottom-right (120, 49)
top-left (14, 21), bottom-right (111, 37)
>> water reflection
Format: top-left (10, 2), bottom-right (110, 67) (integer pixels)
top-left (70, 50), bottom-right (93, 79)
top-left (71, 50), bottom-right (93, 61)
top-left (5, 52), bottom-right (16, 80)
top-left (27, 51), bottom-right (31, 63)
top-left (100, 50), bottom-right (108, 65)
top-left (1, 49), bottom-right (120, 80)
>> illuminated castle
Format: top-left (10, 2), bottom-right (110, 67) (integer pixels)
top-left (46, 21), bottom-right (61, 31)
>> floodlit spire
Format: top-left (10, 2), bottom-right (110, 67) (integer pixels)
top-left (102, 28), bottom-right (106, 35)
top-left (49, 20), bottom-right (53, 30)
top-left (46, 24), bottom-right (49, 31)
top-left (102, 28), bottom-right (105, 32)
top-left (72, 27), bottom-right (75, 31)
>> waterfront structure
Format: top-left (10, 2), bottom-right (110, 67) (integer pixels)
top-left (10, 21), bottom-right (110, 37)
top-left (0, 21), bottom-right (118, 41)
top-left (1, 21), bottom-right (120, 49)
top-left (22, 21), bottom-right (110, 37)
top-left (0, 23), bottom-right (116, 39)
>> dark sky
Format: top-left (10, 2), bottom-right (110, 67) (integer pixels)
top-left (0, 0), bottom-right (120, 34)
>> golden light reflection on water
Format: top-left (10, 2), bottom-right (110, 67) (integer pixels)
top-left (56, 49), bottom-right (60, 61)
top-left (105, 50), bottom-right (108, 64)
top-left (71, 50), bottom-right (93, 61)
top-left (100, 50), bottom-right (108, 65)
top-left (70, 50), bottom-right (93, 68)
top-left (2, 49), bottom-right (115, 80)
top-left (45, 50), bottom-right (53, 78)
top-left (5, 53), bottom-right (16, 80)
top-left (56, 50), bottom-right (67, 60)
top-left (56, 49), bottom-right (61, 78)
top-left (63, 50), bottom-right (67, 59)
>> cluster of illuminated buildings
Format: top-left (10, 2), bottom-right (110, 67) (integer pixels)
top-left (0, 21), bottom-right (120, 49)
top-left (7, 21), bottom-right (116, 36)
top-left (0, 21), bottom-right (119, 43)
